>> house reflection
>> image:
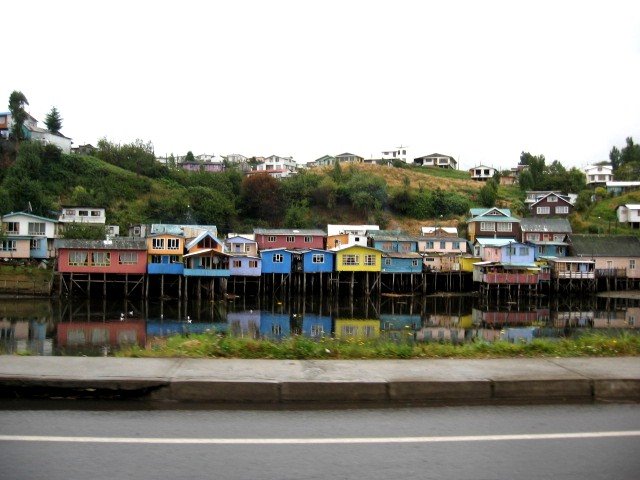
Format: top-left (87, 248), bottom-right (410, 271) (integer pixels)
top-left (56, 321), bottom-right (145, 353)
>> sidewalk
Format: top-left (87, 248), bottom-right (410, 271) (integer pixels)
top-left (1, 356), bottom-right (639, 407)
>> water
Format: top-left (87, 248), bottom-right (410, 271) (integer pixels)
top-left (0, 293), bottom-right (638, 355)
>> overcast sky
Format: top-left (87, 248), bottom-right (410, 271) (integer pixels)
top-left (3, 0), bottom-right (639, 170)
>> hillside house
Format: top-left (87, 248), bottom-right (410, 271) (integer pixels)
top-left (326, 224), bottom-right (378, 248)
top-left (467, 207), bottom-right (521, 243)
top-left (254, 228), bottom-right (325, 250)
top-left (584, 164), bottom-right (613, 185)
top-left (1, 212), bottom-right (59, 260)
top-left (469, 165), bottom-right (496, 181)
top-left (520, 218), bottom-right (571, 259)
top-left (616, 204), bottom-right (640, 229)
top-left (413, 153), bottom-right (457, 169)
top-left (606, 181), bottom-right (640, 196)
top-left (381, 146), bottom-right (409, 163)
top-left (530, 192), bottom-right (574, 216)
top-left (58, 206), bottom-right (106, 225)
top-left (334, 152), bottom-right (364, 164)
top-left (420, 226), bottom-right (458, 237)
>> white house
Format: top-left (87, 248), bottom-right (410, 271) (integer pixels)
top-left (414, 153), bottom-right (457, 169)
top-left (616, 204), bottom-right (640, 229)
top-left (1, 211), bottom-right (60, 259)
top-left (381, 146), bottom-right (409, 163)
top-left (58, 206), bottom-right (106, 224)
top-left (0, 111), bottom-right (72, 153)
top-left (256, 155), bottom-right (297, 173)
top-left (469, 165), bottom-right (496, 181)
top-left (584, 164), bottom-right (613, 185)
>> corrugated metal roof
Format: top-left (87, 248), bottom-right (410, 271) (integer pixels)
top-left (55, 238), bottom-right (146, 250)
top-left (254, 228), bottom-right (326, 236)
top-left (570, 234), bottom-right (640, 257)
top-left (520, 218), bottom-right (572, 233)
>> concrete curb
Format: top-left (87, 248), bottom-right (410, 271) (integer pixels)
top-left (1, 356), bottom-right (639, 407)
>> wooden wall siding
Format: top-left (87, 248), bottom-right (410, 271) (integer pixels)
top-left (57, 249), bottom-right (147, 274)
top-left (256, 234), bottom-right (324, 251)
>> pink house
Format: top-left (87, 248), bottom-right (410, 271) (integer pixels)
top-left (55, 238), bottom-right (148, 274)
top-left (254, 228), bottom-right (326, 251)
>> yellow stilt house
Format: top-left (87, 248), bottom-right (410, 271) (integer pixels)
top-left (332, 245), bottom-right (382, 272)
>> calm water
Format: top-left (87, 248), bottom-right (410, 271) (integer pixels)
top-left (0, 294), bottom-right (638, 355)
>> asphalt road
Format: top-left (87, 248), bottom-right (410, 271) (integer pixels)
top-left (1, 403), bottom-right (639, 480)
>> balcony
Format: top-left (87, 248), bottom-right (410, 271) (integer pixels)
top-left (482, 273), bottom-right (539, 284)
top-left (552, 271), bottom-right (595, 280)
top-left (596, 268), bottom-right (627, 278)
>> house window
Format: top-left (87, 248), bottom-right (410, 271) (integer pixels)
top-left (440, 241), bottom-right (446, 249)
top-left (151, 255), bottom-right (162, 264)
top-left (3, 222), bottom-right (19, 234)
top-left (401, 243), bottom-right (411, 252)
top-left (453, 242), bottom-right (460, 249)
top-left (65, 209), bottom-right (76, 216)
top-left (245, 245), bottom-right (252, 253)
top-left (519, 247), bottom-right (529, 256)
top-left (273, 253), bottom-right (283, 263)
top-left (630, 259), bottom-right (636, 270)
top-left (310, 324), bottom-right (324, 337)
top-left (152, 238), bottom-right (165, 249)
top-left (119, 252), bottom-right (137, 264)
top-left (68, 251), bottom-right (88, 266)
top-left (553, 234), bottom-right (565, 241)
top-left (312, 254), bottom-right (324, 264)
top-left (342, 254), bottom-right (359, 266)
top-left (412, 259), bottom-right (420, 267)
top-left (249, 260), bottom-right (258, 268)
top-left (480, 222), bottom-right (495, 232)
top-left (28, 222), bottom-right (46, 235)
top-left (304, 236), bottom-right (312, 243)
top-left (286, 236), bottom-right (295, 242)
top-left (1, 240), bottom-right (17, 252)
top-left (558, 247), bottom-right (564, 255)
top-left (79, 210), bottom-right (89, 217)
top-left (31, 239), bottom-right (41, 250)
top-left (167, 238), bottom-right (180, 250)
top-left (526, 233), bottom-right (538, 241)
top-left (232, 260), bottom-right (242, 268)
top-left (364, 254), bottom-right (376, 266)
top-left (555, 206), bottom-right (569, 214)
top-left (170, 255), bottom-right (180, 263)
top-left (268, 236), bottom-right (276, 242)
top-left (91, 252), bottom-right (110, 266)
top-left (537, 207), bottom-right (550, 214)
top-left (363, 325), bottom-right (375, 338)
top-left (426, 241), bottom-right (434, 249)
top-left (385, 258), bottom-right (392, 266)
top-left (629, 316), bottom-right (636, 326)
top-left (497, 223), bottom-right (512, 232)
top-left (341, 325), bottom-right (357, 336)
top-left (90, 210), bottom-right (102, 217)
top-left (548, 196), bottom-right (558, 202)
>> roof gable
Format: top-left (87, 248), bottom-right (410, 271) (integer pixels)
top-left (530, 192), bottom-right (573, 207)
top-left (185, 230), bottom-right (223, 250)
top-left (2, 211), bottom-right (57, 223)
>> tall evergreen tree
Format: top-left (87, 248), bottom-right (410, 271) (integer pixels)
top-left (8, 91), bottom-right (29, 142)
top-left (44, 106), bottom-right (63, 133)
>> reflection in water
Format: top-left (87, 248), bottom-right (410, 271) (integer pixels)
top-left (0, 294), bottom-right (638, 355)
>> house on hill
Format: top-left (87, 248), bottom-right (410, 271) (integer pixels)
top-left (520, 218), bottom-right (571, 259)
top-left (413, 153), bottom-right (457, 169)
top-left (334, 152), bottom-right (364, 164)
top-left (584, 164), bottom-right (613, 186)
top-left (529, 192), bottom-right (574, 217)
top-left (616, 205), bottom-right (640, 229)
top-left (469, 165), bottom-right (496, 181)
top-left (467, 207), bottom-right (521, 243)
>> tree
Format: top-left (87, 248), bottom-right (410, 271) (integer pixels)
top-left (478, 179), bottom-right (498, 207)
top-left (8, 91), bottom-right (29, 142)
top-left (44, 107), bottom-right (63, 133)
top-left (185, 151), bottom-right (195, 163)
top-left (240, 174), bottom-right (283, 223)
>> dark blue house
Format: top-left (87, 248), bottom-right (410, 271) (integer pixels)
top-left (291, 249), bottom-right (335, 273)
top-left (260, 248), bottom-right (293, 274)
